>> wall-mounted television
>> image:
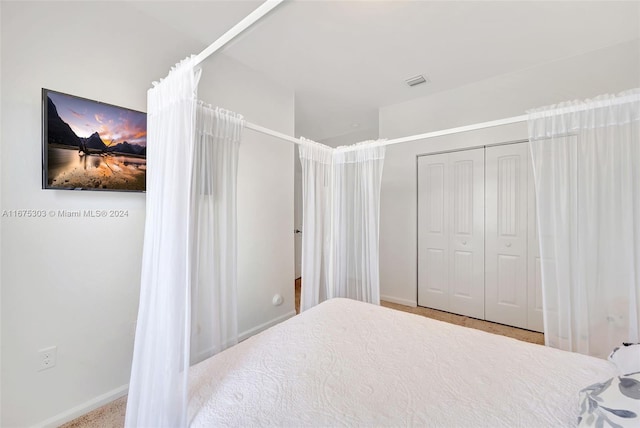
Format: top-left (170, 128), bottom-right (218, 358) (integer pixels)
top-left (42, 88), bottom-right (147, 192)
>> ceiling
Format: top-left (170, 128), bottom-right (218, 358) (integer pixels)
top-left (130, 0), bottom-right (640, 141)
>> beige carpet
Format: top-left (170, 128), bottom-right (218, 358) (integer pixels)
top-left (61, 281), bottom-right (543, 427)
top-left (59, 396), bottom-right (127, 428)
top-left (381, 300), bottom-right (544, 345)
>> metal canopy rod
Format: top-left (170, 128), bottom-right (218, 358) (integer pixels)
top-left (242, 92), bottom-right (639, 149)
top-left (361, 114), bottom-right (529, 150)
top-left (383, 115), bottom-right (528, 146)
top-left (193, 0), bottom-right (284, 67)
top-left (245, 121), bottom-right (306, 146)
top-left (243, 114), bottom-right (529, 148)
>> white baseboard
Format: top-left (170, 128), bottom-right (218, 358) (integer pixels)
top-left (33, 384), bottom-right (128, 428)
top-left (381, 295), bottom-right (417, 308)
top-left (239, 310), bottom-right (297, 342)
top-left (31, 312), bottom-right (296, 428)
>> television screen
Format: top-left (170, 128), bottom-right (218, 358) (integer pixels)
top-left (42, 88), bottom-right (147, 192)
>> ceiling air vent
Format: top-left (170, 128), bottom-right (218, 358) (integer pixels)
top-left (405, 75), bottom-right (428, 87)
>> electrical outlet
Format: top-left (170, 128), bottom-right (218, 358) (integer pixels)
top-left (38, 346), bottom-right (57, 371)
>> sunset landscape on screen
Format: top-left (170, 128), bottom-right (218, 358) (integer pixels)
top-left (44, 89), bottom-right (147, 191)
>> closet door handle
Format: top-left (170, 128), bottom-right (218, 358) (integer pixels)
top-left (462, 241), bottom-right (467, 245)
top-left (505, 242), bottom-right (512, 247)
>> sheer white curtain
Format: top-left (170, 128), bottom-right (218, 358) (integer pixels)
top-left (330, 144), bottom-right (385, 304)
top-left (528, 89), bottom-right (640, 359)
top-left (299, 139), bottom-right (333, 312)
top-left (125, 56), bottom-right (199, 428)
top-left (126, 57), bottom-right (243, 427)
top-left (298, 140), bottom-right (386, 311)
top-left (189, 105), bottom-right (243, 364)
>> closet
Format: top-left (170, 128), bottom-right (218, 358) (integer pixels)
top-left (417, 142), bottom-right (543, 332)
top-left (417, 148), bottom-right (485, 320)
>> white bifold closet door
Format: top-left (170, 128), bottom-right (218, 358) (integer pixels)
top-left (485, 143), bottom-right (528, 329)
top-left (527, 155), bottom-right (544, 333)
top-left (485, 142), bottom-right (543, 332)
top-left (417, 148), bottom-right (485, 319)
top-left (418, 142), bottom-right (543, 332)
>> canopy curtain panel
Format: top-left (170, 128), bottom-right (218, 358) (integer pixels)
top-left (528, 89), bottom-right (640, 359)
top-left (299, 140), bottom-right (386, 312)
top-left (299, 140), bottom-right (333, 311)
top-left (125, 56), bottom-right (244, 428)
top-left (329, 144), bottom-right (386, 304)
top-left (189, 105), bottom-right (243, 365)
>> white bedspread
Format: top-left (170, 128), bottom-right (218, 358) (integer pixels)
top-left (188, 298), bottom-right (617, 427)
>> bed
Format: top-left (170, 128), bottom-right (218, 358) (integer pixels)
top-left (187, 298), bottom-right (618, 427)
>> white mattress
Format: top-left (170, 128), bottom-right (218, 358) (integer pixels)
top-left (188, 298), bottom-right (617, 427)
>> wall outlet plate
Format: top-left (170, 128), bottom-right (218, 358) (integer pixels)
top-left (38, 346), bottom-right (57, 371)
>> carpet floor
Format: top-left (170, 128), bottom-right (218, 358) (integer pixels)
top-left (61, 280), bottom-right (543, 427)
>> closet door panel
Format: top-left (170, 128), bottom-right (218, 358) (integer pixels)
top-left (527, 150), bottom-right (544, 332)
top-left (448, 149), bottom-right (485, 319)
top-left (485, 143), bottom-right (528, 329)
top-left (418, 154), bottom-right (449, 311)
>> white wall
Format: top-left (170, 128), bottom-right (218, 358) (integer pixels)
top-left (0, 2), bottom-right (294, 427)
top-left (0, 1), bottom-right (4, 424)
top-left (378, 39), bottom-right (640, 306)
top-left (0, 3), bottom-right (187, 426)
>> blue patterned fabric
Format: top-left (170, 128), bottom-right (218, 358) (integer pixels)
top-left (578, 372), bottom-right (640, 427)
